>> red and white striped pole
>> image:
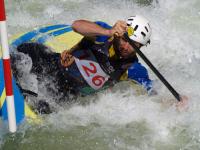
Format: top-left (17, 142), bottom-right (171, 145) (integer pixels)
top-left (0, 0), bottom-right (17, 132)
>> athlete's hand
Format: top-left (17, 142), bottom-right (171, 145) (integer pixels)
top-left (109, 21), bottom-right (127, 37)
top-left (60, 50), bottom-right (75, 67)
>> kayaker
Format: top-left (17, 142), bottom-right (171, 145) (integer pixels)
top-left (60, 15), bottom-right (153, 94)
top-left (14, 15), bottom-right (154, 113)
top-left (16, 15), bottom-right (153, 96)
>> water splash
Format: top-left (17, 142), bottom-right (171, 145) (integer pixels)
top-left (1, 0), bottom-right (200, 149)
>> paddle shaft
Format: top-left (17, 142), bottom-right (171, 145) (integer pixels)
top-left (17, 83), bottom-right (38, 97)
top-left (123, 33), bottom-right (181, 101)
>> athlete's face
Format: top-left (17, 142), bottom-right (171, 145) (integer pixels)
top-left (118, 37), bottom-right (141, 58)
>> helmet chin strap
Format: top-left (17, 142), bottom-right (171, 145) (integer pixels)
top-left (112, 36), bottom-right (122, 58)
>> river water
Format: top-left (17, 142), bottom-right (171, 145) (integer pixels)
top-left (1, 0), bottom-right (200, 149)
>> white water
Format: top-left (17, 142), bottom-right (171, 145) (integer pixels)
top-left (1, 0), bottom-right (200, 149)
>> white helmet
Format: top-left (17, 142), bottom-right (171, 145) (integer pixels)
top-left (126, 15), bottom-right (152, 45)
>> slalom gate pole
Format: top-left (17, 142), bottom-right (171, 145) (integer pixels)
top-left (0, 0), bottom-right (17, 132)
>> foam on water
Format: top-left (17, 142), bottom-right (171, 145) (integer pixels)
top-left (1, 0), bottom-right (200, 149)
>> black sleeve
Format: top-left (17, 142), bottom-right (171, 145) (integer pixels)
top-left (16, 42), bottom-right (60, 74)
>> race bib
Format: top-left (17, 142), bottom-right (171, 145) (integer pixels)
top-left (74, 58), bottom-right (109, 90)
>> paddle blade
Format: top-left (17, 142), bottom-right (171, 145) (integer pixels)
top-left (176, 95), bottom-right (189, 111)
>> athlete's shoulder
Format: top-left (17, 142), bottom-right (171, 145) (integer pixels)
top-left (127, 62), bottom-right (153, 91)
top-left (94, 21), bottom-right (112, 43)
top-left (94, 21), bottom-right (112, 29)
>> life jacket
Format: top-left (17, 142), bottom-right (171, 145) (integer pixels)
top-left (60, 37), bottom-right (137, 95)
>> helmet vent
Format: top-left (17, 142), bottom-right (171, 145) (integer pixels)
top-left (145, 26), bottom-right (148, 32)
top-left (141, 32), bottom-right (146, 37)
top-left (134, 25), bottom-right (138, 31)
top-left (128, 18), bottom-right (134, 21)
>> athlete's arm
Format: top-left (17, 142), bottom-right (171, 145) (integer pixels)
top-left (72, 20), bottom-right (127, 37)
top-left (72, 20), bottom-right (111, 37)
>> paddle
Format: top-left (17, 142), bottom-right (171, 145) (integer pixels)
top-left (17, 83), bottom-right (38, 97)
top-left (20, 88), bottom-right (38, 97)
top-left (123, 33), bottom-right (181, 102)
